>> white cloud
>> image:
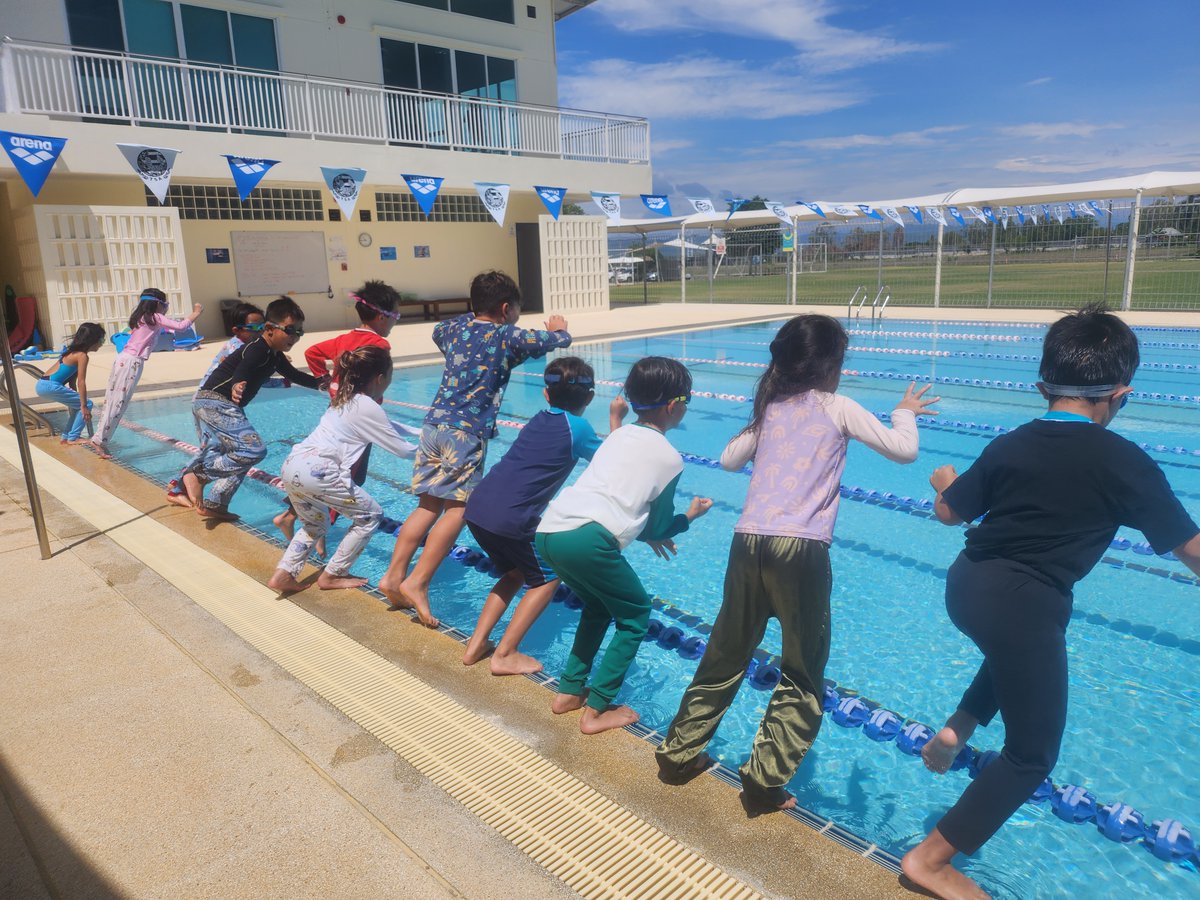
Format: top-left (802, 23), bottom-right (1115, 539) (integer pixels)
top-left (652, 138), bottom-right (695, 154)
top-left (560, 56), bottom-right (864, 120)
top-left (783, 125), bottom-right (968, 152)
top-left (1024, 76), bottom-right (1053, 87)
top-left (996, 147), bottom-right (1200, 175)
top-left (999, 122), bottom-right (1121, 141)
top-left (590, 0), bottom-right (938, 71)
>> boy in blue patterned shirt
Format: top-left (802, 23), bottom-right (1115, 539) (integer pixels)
top-left (379, 270), bottom-right (571, 627)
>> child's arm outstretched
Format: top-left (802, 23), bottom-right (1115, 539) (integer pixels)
top-left (1171, 532), bottom-right (1200, 577)
top-left (720, 429), bottom-right (757, 471)
top-left (833, 382), bottom-right (939, 463)
top-left (156, 303), bottom-right (204, 333)
top-left (354, 400), bottom-right (420, 459)
top-left (508, 316), bottom-right (572, 366)
top-left (303, 336), bottom-right (337, 379)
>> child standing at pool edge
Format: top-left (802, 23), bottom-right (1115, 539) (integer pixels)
top-left (378, 271), bottom-right (571, 627)
top-left (655, 315), bottom-right (938, 813)
top-left (36, 322), bottom-right (106, 445)
top-left (537, 357), bottom-right (713, 734)
top-left (902, 305), bottom-right (1200, 900)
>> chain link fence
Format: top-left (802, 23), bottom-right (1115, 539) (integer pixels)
top-left (608, 196), bottom-right (1200, 311)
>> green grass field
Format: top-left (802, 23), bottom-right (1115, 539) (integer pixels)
top-left (609, 257), bottom-right (1200, 310)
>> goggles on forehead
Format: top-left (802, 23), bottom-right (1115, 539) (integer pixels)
top-left (350, 292), bottom-right (401, 320)
top-left (1039, 382), bottom-right (1129, 408)
top-left (544, 373), bottom-right (594, 386)
top-left (139, 294), bottom-right (168, 305)
top-left (628, 393), bottom-right (691, 411)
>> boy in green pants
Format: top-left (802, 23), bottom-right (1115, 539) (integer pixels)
top-left (536, 357), bottom-right (713, 734)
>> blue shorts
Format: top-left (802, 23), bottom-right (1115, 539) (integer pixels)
top-left (466, 521), bottom-right (556, 587)
top-left (412, 424), bottom-right (487, 502)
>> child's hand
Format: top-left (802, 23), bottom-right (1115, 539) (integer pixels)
top-left (82, 408), bottom-right (92, 421)
top-left (545, 315), bottom-right (568, 333)
top-left (897, 382), bottom-right (940, 416)
top-left (646, 539), bottom-right (677, 559)
top-left (687, 497), bottom-right (714, 520)
top-left (232, 380), bottom-right (247, 403)
top-left (930, 465), bottom-right (958, 494)
top-left (192, 303), bottom-right (203, 316)
top-left (610, 396), bottom-right (629, 420)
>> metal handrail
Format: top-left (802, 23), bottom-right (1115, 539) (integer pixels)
top-left (878, 293), bottom-right (891, 322)
top-left (0, 378), bottom-right (57, 435)
top-left (848, 285), bottom-right (866, 320)
top-left (871, 285), bottom-right (889, 324)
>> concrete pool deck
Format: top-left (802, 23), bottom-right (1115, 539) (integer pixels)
top-left (2, 302), bottom-right (1197, 897)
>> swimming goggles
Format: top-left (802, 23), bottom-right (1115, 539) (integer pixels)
top-left (544, 373), bottom-right (594, 385)
top-left (238, 322), bottom-right (266, 333)
top-left (1039, 382), bottom-right (1129, 408)
top-left (268, 323), bottom-right (305, 338)
top-left (628, 393), bottom-right (691, 411)
top-left (350, 292), bottom-right (401, 320)
top-left (138, 293), bottom-right (169, 306)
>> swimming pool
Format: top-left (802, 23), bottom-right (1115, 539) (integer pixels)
top-left (90, 318), bottom-right (1199, 897)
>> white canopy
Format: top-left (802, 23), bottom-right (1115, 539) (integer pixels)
top-left (660, 238), bottom-right (708, 251)
top-left (607, 255), bottom-right (643, 264)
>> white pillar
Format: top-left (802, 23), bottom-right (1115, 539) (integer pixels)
top-left (986, 219), bottom-right (998, 308)
top-left (679, 223), bottom-right (687, 304)
top-left (933, 221), bottom-right (945, 308)
top-left (1121, 189), bottom-right (1142, 311)
top-left (790, 217), bottom-right (799, 305)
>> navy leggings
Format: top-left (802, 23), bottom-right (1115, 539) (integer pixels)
top-left (937, 554), bottom-right (1072, 855)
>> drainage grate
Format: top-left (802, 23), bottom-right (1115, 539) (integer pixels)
top-left (5, 432), bottom-right (760, 900)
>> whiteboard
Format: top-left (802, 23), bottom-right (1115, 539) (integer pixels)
top-left (231, 231), bottom-right (329, 296)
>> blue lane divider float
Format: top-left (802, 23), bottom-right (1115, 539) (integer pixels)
top-left (847, 369), bottom-right (1200, 405)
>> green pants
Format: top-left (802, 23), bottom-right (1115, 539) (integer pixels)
top-left (656, 533), bottom-right (832, 791)
top-left (535, 523), bottom-right (652, 713)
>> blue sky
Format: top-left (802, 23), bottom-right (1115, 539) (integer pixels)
top-left (556, 1), bottom-right (1200, 206)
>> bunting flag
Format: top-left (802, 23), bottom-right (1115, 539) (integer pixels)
top-left (534, 185), bottom-right (566, 220)
top-left (223, 155), bottom-right (280, 201)
top-left (882, 206), bottom-right (906, 227)
top-left (641, 194), bottom-right (672, 216)
top-left (830, 204), bottom-right (858, 218)
top-left (322, 166), bottom-right (368, 219)
top-left (1029, 207), bottom-right (1039, 224)
top-left (767, 201), bottom-right (793, 228)
top-left (926, 207), bottom-right (948, 227)
top-left (1066, 202), bottom-right (1078, 218)
top-left (725, 198), bottom-right (745, 222)
top-left (402, 173), bottom-right (443, 218)
top-left (117, 144), bottom-right (180, 204)
top-left (905, 205), bottom-right (924, 224)
top-left (474, 181), bottom-right (510, 228)
top-left (967, 206), bottom-right (988, 223)
top-left (1053, 205), bottom-right (1065, 224)
top-left (1041, 204), bottom-right (1053, 224)
top-left (857, 204), bottom-right (883, 221)
top-left (687, 197), bottom-right (716, 215)
top-left (1014, 205), bottom-right (1027, 225)
top-left (999, 206), bottom-right (1011, 229)
top-left (1088, 200), bottom-right (1107, 217)
top-left (591, 191), bottom-right (622, 223)
top-left (982, 206), bottom-right (996, 224)
top-left (1078, 201), bottom-right (1098, 218)
top-left (1, 130), bottom-right (68, 197)
top-left (800, 201), bottom-right (826, 219)
top-left (948, 206), bottom-right (966, 226)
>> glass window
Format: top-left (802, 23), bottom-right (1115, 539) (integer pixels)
top-left (400, 0), bottom-right (448, 8)
top-left (451, 0), bottom-right (514, 24)
top-left (180, 4), bottom-right (232, 64)
top-left (123, 0), bottom-right (178, 57)
top-left (418, 44), bottom-right (452, 94)
top-left (455, 51), bottom-right (488, 98)
top-left (65, 0), bottom-right (125, 51)
top-left (231, 14), bottom-right (278, 70)
top-left (487, 56), bottom-right (516, 101)
top-left (381, 39), bottom-right (419, 90)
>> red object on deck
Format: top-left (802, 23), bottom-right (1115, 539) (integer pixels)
top-left (6, 296), bottom-right (38, 352)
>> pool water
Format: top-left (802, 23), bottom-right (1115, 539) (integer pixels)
top-left (89, 318), bottom-right (1198, 898)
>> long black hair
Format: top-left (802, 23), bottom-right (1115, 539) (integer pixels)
top-left (62, 322), bottom-right (106, 357)
top-left (129, 287), bottom-right (167, 331)
top-left (743, 314), bottom-right (848, 436)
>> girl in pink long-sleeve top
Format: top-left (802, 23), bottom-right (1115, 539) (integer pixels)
top-left (655, 314), bottom-right (939, 814)
top-left (89, 288), bottom-right (202, 458)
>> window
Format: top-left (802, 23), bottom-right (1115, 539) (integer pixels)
top-left (392, 0), bottom-right (514, 24)
top-left (123, 0), bottom-right (179, 57)
top-left (375, 192), bottom-right (492, 223)
top-left (150, 184), bottom-right (324, 221)
top-left (380, 39), bottom-right (517, 100)
top-left (65, 0), bottom-right (125, 52)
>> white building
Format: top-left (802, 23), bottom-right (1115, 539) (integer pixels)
top-left (0, 0), bottom-right (649, 344)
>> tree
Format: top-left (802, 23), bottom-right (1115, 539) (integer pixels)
top-left (562, 202), bottom-right (585, 216)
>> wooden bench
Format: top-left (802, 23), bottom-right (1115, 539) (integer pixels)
top-left (395, 297), bottom-right (472, 321)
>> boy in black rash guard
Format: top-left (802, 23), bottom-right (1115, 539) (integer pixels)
top-left (171, 296), bottom-right (328, 521)
top-left (902, 305), bottom-right (1200, 900)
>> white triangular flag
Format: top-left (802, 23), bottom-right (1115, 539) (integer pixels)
top-left (117, 143), bottom-right (180, 204)
top-left (474, 181), bottom-right (510, 228)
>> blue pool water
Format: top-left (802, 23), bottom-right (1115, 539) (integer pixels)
top-left (90, 318), bottom-right (1198, 897)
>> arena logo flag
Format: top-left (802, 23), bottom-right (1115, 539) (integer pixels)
top-left (1014, 205), bottom-right (1027, 224)
top-left (925, 207), bottom-right (948, 227)
top-left (641, 194), bottom-right (672, 216)
top-left (857, 204), bottom-right (883, 221)
top-left (725, 197), bottom-right (746, 222)
top-left (117, 144), bottom-right (180, 204)
top-left (223, 155), bottom-right (280, 201)
top-left (767, 201), bottom-right (793, 228)
top-left (1041, 204), bottom-right (1053, 224)
top-left (687, 197), bottom-right (716, 215)
top-left (534, 185), bottom-right (566, 220)
top-left (474, 181), bottom-right (510, 228)
top-left (402, 173), bottom-right (443, 218)
top-left (591, 191), bottom-right (622, 224)
top-left (882, 206), bottom-right (906, 227)
top-left (947, 206), bottom-right (966, 226)
top-left (982, 206), bottom-right (996, 224)
top-left (322, 166), bottom-right (368, 219)
top-left (1087, 200), bottom-right (1107, 217)
top-left (1066, 202), bottom-right (1078, 218)
top-left (0, 130), bottom-right (67, 197)
top-left (800, 201), bottom-right (826, 219)
top-left (905, 205), bottom-right (924, 224)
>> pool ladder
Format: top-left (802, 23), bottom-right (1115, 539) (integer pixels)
top-left (848, 285), bottom-right (890, 324)
top-left (0, 361), bottom-right (57, 436)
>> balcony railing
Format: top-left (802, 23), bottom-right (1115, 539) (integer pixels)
top-left (0, 39), bottom-right (650, 165)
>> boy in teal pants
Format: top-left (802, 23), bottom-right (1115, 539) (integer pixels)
top-left (536, 357), bottom-right (713, 734)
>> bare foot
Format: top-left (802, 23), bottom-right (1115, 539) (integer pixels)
top-left (462, 638), bottom-right (495, 667)
top-left (165, 491), bottom-right (194, 509)
top-left (267, 569), bottom-right (306, 594)
top-left (489, 650), bottom-right (544, 676)
top-left (273, 510), bottom-right (295, 542)
top-left (923, 726), bottom-right (967, 775)
top-left (580, 705), bottom-right (640, 735)
top-left (657, 752), bottom-right (715, 786)
top-left (379, 573), bottom-right (409, 610)
top-left (181, 472), bottom-right (203, 506)
top-left (398, 576), bottom-right (439, 627)
top-left (197, 505), bottom-right (240, 522)
top-left (739, 783), bottom-right (797, 816)
top-left (551, 691), bottom-right (587, 715)
top-left (901, 846), bottom-right (990, 900)
top-left (88, 441), bottom-right (112, 460)
top-left (316, 571), bottom-right (369, 590)
top-left (315, 535), bottom-right (327, 558)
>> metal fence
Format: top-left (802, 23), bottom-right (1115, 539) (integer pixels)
top-left (609, 198), bottom-right (1200, 310)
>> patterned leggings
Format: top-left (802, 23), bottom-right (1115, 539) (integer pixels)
top-left (183, 392), bottom-right (267, 510)
top-left (90, 353), bottom-right (144, 449)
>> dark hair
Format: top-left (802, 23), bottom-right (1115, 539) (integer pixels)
top-left (63, 322), bottom-right (106, 356)
top-left (470, 270), bottom-right (520, 317)
top-left (332, 345), bottom-right (392, 409)
top-left (231, 302), bottom-right (264, 329)
top-left (544, 356), bottom-right (595, 413)
top-left (266, 295), bottom-right (305, 324)
top-left (744, 315), bottom-right (848, 436)
top-left (1040, 304), bottom-right (1139, 400)
top-left (129, 287), bottom-right (167, 331)
top-left (624, 356), bottom-right (692, 412)
top-left (354, 280), bottom-right (400, 322)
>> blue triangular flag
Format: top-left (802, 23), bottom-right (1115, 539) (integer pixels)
top-left (1, 130), bottom-right (67, 197)
top-left (800, 201), bottom-right (826, 219)
top-left (641, 194), bottom-right (672, 217)
top-left (1088, 200), bottom-right (1107, 217)
top-left (905, 205), bottom-right (924, 224)
top-left (1066, 202), bottom-right (1078, 218)
top-left (948, 205), bottom-right (965, 226)
top-left (223, 155), bottom-right (280, 201)
top-left (857, 204), bottom-right (883, 221)
top-left (1014, 205), bottom-right (1026, 225)
top-left (534, 185), bottom-right (566, 220)
top-left (402, 173), bottom-right (443, 218)
top-left (725, 198), bottom-right (745, 222)
top-left (1042, 204), bottom-right (1053, 223)
top-left (982, 206), bottom-right (996, 224)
